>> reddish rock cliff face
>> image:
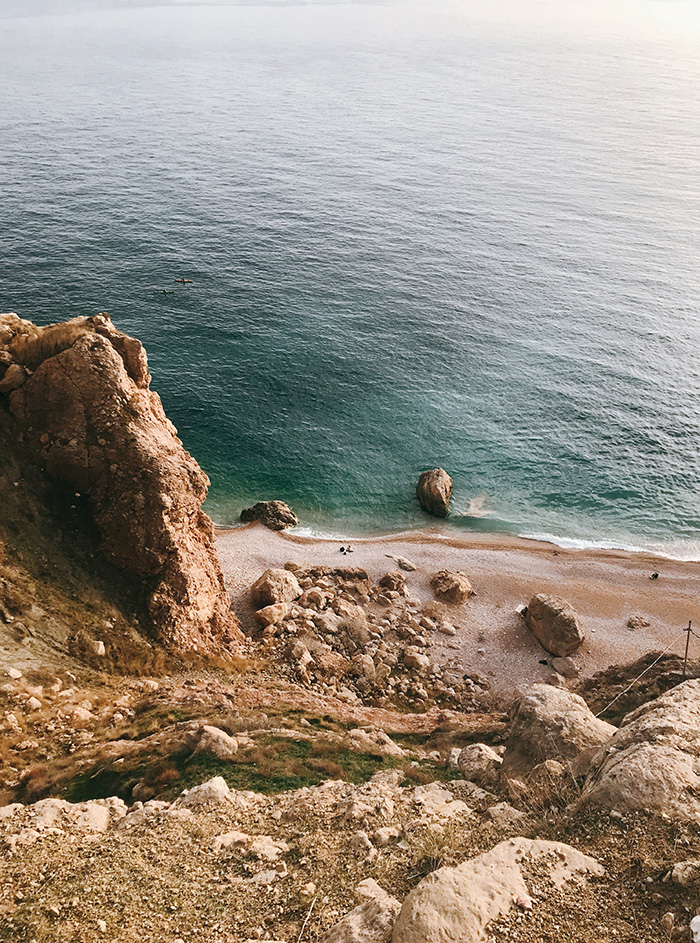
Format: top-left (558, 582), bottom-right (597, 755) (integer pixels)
top-left (0, 312), bottom-right (242, 655)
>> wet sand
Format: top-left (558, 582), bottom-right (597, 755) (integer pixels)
top-left (216, 523), bottom-right (700, 696)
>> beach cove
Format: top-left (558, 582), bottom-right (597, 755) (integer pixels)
top-left (217, 523), bottom-right (700, 697)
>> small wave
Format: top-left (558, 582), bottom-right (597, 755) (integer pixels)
top-left (458, 492), bottom-right (495, 519)
top-left (520, 531), bottom-right (700, 562)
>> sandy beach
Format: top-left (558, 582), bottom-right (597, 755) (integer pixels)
top-left (216, 523), bottom-right (700, 696)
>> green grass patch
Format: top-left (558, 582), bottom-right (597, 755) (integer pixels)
top-left (63, 764), bottom-right (144, 803)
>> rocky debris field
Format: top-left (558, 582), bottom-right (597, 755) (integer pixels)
top-left (0, 763), bottom-right (699, 943)
top-left (1, 659), bottom-right (700, 941)
top-left (252, 562), bottom-right (499, 713)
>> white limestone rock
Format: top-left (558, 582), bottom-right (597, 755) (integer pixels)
top-left (392, 838), bottom-right (603, 943)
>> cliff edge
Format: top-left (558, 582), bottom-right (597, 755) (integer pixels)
top-left (0, 312), bottom-right (242, 656)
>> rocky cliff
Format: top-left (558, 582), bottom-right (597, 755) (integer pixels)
top-left (0, 312), bottom-right (242, 657)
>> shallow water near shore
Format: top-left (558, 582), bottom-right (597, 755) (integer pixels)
top-left (2, 0), bottom-right (700, 557)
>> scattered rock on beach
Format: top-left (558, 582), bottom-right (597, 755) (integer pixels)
top-left (551, 655), bottom-right (579, 679)
top-left (430, 570), bottom-right (474, 604)
top-left (626, 615), bottom-right (650, 630)
top-left (240, 500), bottom-right (299, 530)
top-left (251, 568), bottom-right (302, 608)
top-left (416, 468), bottom-right (453, 517)
top-left (396, 556), bottom-right (417, 572)
top-left (524, 593), bottom-right (584, 657)
top-left (379, 571), bottom-right (406, 594)
top-left (254, 602), bottom-right (293, 627)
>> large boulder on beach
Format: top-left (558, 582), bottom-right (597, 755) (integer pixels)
top-left (524, 593), bottom-right (584, 657)
top-left (391, 837), bottom-right (603, 943)
top-left (430, 570), bottom-right (473, 604)
top-left (416, 468), bottom-right (453, 517)
top-left (501, 685), bottom-right (615, 781)
top-left (251, 568), bottom-right (302, 609)
top-left (240, 500), bottom-right (299, 530)
top-left (576, 679), bottom-right (700, 822)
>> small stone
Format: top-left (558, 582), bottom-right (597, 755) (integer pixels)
top-left (299, 882), bottom-right (317, 902)
top-left (350, 830), bottom-right (377, 861)
top-left (626, 615), bottom-right (650, 630)
top-left (661, 912), bottom-right (675, 932)
top-left (97, 919), bottom-right (107, 933)
top-left (551, 656), bottom-right (579, 679)
top-left (396, 557), bottom-right (417, 572)
top-left (26, 696), bottom-right (42, 712)
top-left (254, 602), bottom-right (292, 627)
top-left (0, 363), bottom-right (28, 393)
top-left (374, 826), bottom-right (401, 847)
top-left (174, 776), bottom-right (233, 808)
top-left (6, 668), bottom-right (22, 680)
top-left (672, 860), bottom-right (700, 886)
top-left (194, 726), bottom-right (239, 760)
top-left (91, 640), bottom-right (106, 657)
top-left (251, 568), bottom-right (302, 608)
top-left (404, 648), bottom-right (430, 671)
top-left (457, 743), bottom-right (503, 788)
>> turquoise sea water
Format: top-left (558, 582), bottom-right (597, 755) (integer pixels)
top-left (2, 0), bottom-right (700, 556)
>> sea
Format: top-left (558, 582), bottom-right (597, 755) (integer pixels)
top-left (2, 0), bottom-right (700, 557)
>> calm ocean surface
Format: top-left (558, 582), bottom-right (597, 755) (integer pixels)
top-left (2, 0), bottom-right (700, 556)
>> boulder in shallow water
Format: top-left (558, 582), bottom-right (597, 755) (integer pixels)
top-left (416, 468), bottom-right (453, 517)
top-left (240, 500), bottom-right (299, 530)
top-left (524, 593), bottom-right (584, 657)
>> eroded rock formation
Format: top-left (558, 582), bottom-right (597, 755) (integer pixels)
top-left (577, 679), bottom-right (700, 822)
top-left (0, 312), bottom-right (242, 655)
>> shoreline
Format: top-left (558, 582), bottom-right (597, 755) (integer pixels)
top-left (216, 522), bottom-right (700, 697)
top-left (213, 518), bottom-right (700, 564)
top-left (215, 519), bottom-right (697, 566)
